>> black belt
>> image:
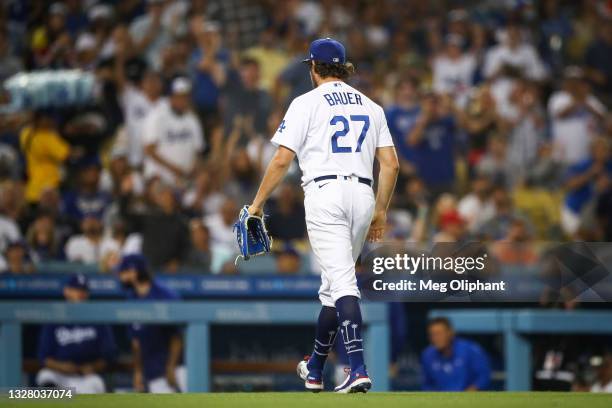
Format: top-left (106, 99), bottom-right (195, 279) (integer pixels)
top-left (313, 175), bottom-right (372, 187)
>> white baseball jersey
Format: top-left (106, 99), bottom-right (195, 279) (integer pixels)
top-left (271, 80), bottom-right (394, 306)
top-left (271, 81), bottom-right (394, 186)
top-left (142, 101), bottom-right (205, 184)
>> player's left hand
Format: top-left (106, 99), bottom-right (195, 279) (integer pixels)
top-left (248, 205), bottom-right (263, 217)
top-left (367, 210), bottom-right (387, 242)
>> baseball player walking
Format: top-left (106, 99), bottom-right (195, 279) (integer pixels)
top-left (247, 38), bottom-right (399, 393)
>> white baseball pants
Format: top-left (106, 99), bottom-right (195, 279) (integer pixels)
top-left (147, 366), bottom-right (187, 393)
top-left (36, 368), bottom-right (105, 394)
top-left (304, 176), bottom-right (375, 307)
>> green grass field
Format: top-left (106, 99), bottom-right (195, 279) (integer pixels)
top-left (2, 392), bottom-right (611, 408)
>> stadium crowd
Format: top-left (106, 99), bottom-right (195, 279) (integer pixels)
top-left (1, 0), bottom-right (612, 395)
top-left (0, 0), bottom-right (612, 275)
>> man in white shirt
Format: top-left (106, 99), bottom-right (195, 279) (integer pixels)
top-left (483, 23), bottom-right (547, 121)
top-left (143, 77), bottom-right (205, 186)
top-left (65, 214), bottom-right (105, 265)
top-left (432, 34), bottom-right (476, 108)
top-left (548, 66), bottom-right (607, 166)
top-left (119, 71), bottom-right (165, 168)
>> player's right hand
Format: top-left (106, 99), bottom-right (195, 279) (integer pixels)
top-left (367, 211), bottom-right (387, 242)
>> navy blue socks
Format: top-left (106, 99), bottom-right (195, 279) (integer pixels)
top-left (335, 296), bottom-right (365, 372)
top-left (307, 306), bottom-right (338, 372)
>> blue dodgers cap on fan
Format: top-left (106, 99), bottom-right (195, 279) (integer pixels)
top-left (303, 38), bottom-right (346, 64)
top-left (114, 253), bottom-right (148, 275)
top-left (65, 274), bottom-right (89, 291)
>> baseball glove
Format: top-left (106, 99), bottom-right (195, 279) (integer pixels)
top-left (233, 205), bottom-right (272, 262)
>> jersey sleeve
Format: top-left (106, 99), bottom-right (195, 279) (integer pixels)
top-left (376, 107), bottom-right (395, 148)
top-left (270, 98), bottom-right (308, 154)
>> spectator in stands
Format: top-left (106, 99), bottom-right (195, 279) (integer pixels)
top-left (405, 91), bottom-right (458, 196)
top-left (0, 186), bottom-right (21, 253)
top-left (223, 57), bottom-right (272, 139)
top-left (0, 239), bottom-right (34, 274)
top-left (99, 219), bottom-right (142, 273)
top-left (0, 26), bottom-right (22, 81)
top-left (475, 135), bottom-right (511, 187)
top-left (29, 2), bottom-right (71, 69)
top-left (457, 175), bottom-right (495, 233)
top-left (189, 18), bottom-right (228, 139)
top-left (143, 77), bottom-right (205, 188)
top-left (455, 85), bottom-right (500, 174)
top-left (120, 181), bottom-right (189, 272)
top-left (275, 245), bottom-right (301, 275)
top-left (244, 27), bottom-right (290, 92)
top-left (385, 76), bottom-right (420, 177)
top-left (115, 42), bottom-right (165, 168)
top-left (204, 197), bottom-right (238, 273)
top-left (26, 210), bottom-right (63, 261)
top-left (562, 136), bottom-right (612, 237)
top-left (185, 219), bottom-right (211, 272)
top-left (432, 209), bottom-right (468, 244)
top-left (64, 213), bottom-right (105, 265)
top-left (421, 317), bottom-right (491, 391)
top-left (483, 21), bottom-right (547, 121)
top-left (19, 110), bottom-right (74, 205)
top-left (129, 0), bottom-right (175, 70)
top-left (585, 17), bottom-right (612, 101)
top-left (36, 274), bottom-right (116, 393)
top-left (490, 217), bottom-right (539, 266)
top-left (61, 156), bottom-right (112, 226)
top-left (266, 182), bottom-right (307, 241)
top-left (181, 167), bottom-right (225, 216)
top-left (116, 254), bottom-right (186, 393)
top-left (549, 67), bottom-right (607, 166)
top-left (506, 80), bottom-right (545, 185)
top-left (99, 146), bottom-right (145, 199)
top-left (432, 34), bottom-right (476, 108)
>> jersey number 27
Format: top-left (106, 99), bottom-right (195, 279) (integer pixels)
top-left (330, 115), bottom-right (370, 153)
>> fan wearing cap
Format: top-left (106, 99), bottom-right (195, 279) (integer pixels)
top-left (115, 254), bottom-right (186, 393)
top-left (142, 77), bottom-right (205, 186)
top-left (36, 274), bottom-right (116, 393)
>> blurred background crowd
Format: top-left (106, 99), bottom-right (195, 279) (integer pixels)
top-left (1, 0), bottom-right (612, 394)
top-left (1, 0), bottom-right (612, 275)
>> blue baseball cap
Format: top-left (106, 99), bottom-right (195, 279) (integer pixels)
top-left (114, 253), bottom-right (148, 275)
top-left (302, 38), bottom-right (346, 65)
top-left (65, 274), bottom-right (89, 291)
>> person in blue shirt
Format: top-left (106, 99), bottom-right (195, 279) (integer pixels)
top-left (421, 317), bottom-right (491, 391)
top-left (61, 155), bottom-right (112, 225)
top-left (116, 254), bottom-right (185, 393)
top-left (385, 76), bottom-right (421, 168)
top-left (562, 137), bottom-right (612, 237)
top-left (189, 20), bottom-right (229, 138)
top-left (36, 274), bottom-right (116, 393)
top-left (404, 91), bottom-right (458, 197)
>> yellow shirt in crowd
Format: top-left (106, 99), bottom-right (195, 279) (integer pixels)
top-left (19, 126), bottom-right (70, 203)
